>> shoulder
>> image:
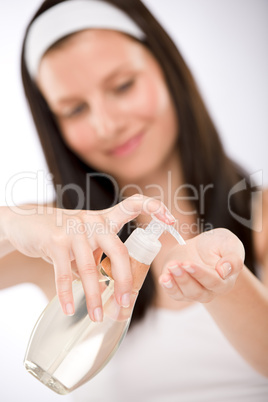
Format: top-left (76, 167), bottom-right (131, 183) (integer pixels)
top-left (253, 188), bottom-right (268, 283)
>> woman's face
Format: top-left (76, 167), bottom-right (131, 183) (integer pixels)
top-left (37, 29), bottom-right (178, 183)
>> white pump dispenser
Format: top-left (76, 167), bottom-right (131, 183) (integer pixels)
top-left (125, 217), bottom-right (186, 265)
top-left (24, 217), bottom-right (185, 395)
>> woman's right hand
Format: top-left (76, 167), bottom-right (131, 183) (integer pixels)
top-left (1, 195), bottom-right (174, 321)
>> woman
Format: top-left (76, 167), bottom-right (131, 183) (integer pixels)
top-left (1, 0), bottom-right (268, 400)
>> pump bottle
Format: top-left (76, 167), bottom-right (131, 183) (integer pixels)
top-left (24, 218), bottom-right (185, 395)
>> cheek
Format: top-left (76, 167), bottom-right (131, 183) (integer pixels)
top-left (133, 76), bottom-right (172, 123)
top-left (135, 77), bottom-right (178, 140)
top-left (59, 120), bottom-right (96, 155)
top-left (118, 75), bottom-right (168, 122)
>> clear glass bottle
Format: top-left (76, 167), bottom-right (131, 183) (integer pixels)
top-left (24, 219), bottom-right (185, 395)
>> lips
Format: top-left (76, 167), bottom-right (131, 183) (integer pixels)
top-left (109, 132), bottom-right (144, 157)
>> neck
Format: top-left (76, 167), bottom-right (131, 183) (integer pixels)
top-left (118, 149), bottom-right (192, 223)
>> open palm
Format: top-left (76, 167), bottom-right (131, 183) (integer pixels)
top-left (159, 228), bottom-right (245, 303)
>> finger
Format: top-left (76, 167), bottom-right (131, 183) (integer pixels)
top-left (103, 194), bottom-right (175, 232)
top-left (167, 260), bottom-right (228, 294)
top-left (215, 253), bottom-right (244, 279)
top-left (50, 247), bottom-right (75, 316)
top-left (97, 232), bottom-right (133, 308)
top-left (211, 228), bottom-right (245, 262)
top-left (93, 247), bottom-right (104, 266)
top-left (176, 261), bottom-right (225, 291)
top-left (72, 236), bottom-right (103, 322)
top-left (158, 273), bottom-right (184, 301)
top-left (161, 262), bottom-right (213, 302)
top-left (71, 260), bottom-right (80, 277)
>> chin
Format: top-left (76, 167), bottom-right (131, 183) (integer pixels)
top-left (112, 161), bottom-right (160, 186)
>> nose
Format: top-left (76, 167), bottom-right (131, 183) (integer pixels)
top-left (90, 97), bottom-right (124, 139)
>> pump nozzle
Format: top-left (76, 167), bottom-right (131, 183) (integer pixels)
top-left (124, 216), bottom-right (185, 266)
top-left (145, 217), bottom-right (186, 245)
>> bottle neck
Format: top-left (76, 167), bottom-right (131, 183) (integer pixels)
top-left (101, 256), bottom-right (150, 293)
top-left (124, 227), bottom-right (162, 265)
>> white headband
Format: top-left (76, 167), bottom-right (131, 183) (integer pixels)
top-left (25, 0), bottom-right (145, 78)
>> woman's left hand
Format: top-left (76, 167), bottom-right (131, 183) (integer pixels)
top-left (159, 228), bottom-right (245, 303)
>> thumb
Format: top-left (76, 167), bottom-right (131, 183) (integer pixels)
top-left (215, 253), bottom-right (244, 279)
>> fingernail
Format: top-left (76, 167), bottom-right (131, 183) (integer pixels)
top-left (66, 303), bottom-right (74, 316)
top-left (220, 262), bottom-right (232, 279)
top-left (93, 307), bottom-right (103, 322)
top-left (121, 293), bottom-right (131, 308)
top-left (156, 212), bottom-right (170, 223)
top-left (169, 265), bottom-right (183, 277)
top-left (161, 279), bottom-right (173, 289)
top-left (181, 264), bottom-right (195, 273)
top-left (164, 209), bottom-right (176, 223)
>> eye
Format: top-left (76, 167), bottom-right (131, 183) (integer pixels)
top-left (115, 79), bottom-right (135, 94)
top-left (63, 103), bottom-right (88, 118)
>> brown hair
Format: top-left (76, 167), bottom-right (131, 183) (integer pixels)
top-left (21, 0), bottom-right (257, 326)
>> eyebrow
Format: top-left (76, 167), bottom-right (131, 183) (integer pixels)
top-left (55, 63), bottom-right (134, 106)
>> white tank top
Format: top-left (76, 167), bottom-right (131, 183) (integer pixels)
top-left (71, 304), bottom-right (268, 402)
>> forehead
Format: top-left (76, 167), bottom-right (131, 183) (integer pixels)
top-left (37, 29), bottom-right (152, 100)
top-left (46, 28), bottom-right (143, 58)
top-left (36, 29), bottom-right (152, 104)
top-left (37, 29), bottom-right (148, 90)
top-left (56, 27), bottom-right (137, 43)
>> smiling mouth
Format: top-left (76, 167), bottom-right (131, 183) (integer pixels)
top-left (109, 132), bottom-right (144, 157)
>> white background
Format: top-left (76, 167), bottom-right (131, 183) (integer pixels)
top-left (0, 1), bottom-right (267, 401)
